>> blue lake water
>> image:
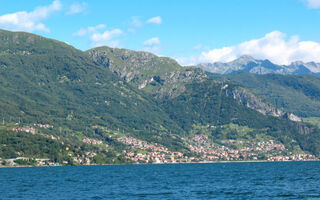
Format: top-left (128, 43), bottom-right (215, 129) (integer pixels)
top-left (1, 161), bottom-right (320, 199)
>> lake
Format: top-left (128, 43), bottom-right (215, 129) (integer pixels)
top-left (1, 161), bottom-right (320, 199)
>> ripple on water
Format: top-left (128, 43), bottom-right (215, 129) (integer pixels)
top-left (0, 162), bottom-right (320, 199)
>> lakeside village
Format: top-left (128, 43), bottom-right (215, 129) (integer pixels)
top-left (1, 124), bottom-right (318, 167)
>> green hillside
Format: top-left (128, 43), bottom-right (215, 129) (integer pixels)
top-left (0, 126), bottom-right (131, 165)
top-left (159, 81), bottom-right (320, 155)
top-left (86, 46), bottom-right (320, 156)
top-left (0, 29), bottom-right (183, 142)
top-left (208, 72), bottom-right (320, 117)
top-left (1, 29), bottom-right (320, 165)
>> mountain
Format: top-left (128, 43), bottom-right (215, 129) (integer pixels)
top-left (198, 55), bottom-right (320, 75)
top-left (86, 47), bottom-right (301, 121)
top-left (0, 29), bottom-right (184, 135)
top-left (87, 47), bottom-right (207, 99)
top-left (0, 29), bottom-right (190, 164)
top-left (290, 61), bottom-right (320, 74)
top-left (209, 72), bottom-right (320, 118)
top-left (159, 80), bottom-right (320, 155)
top-left (1, 29), bottom-right (320, 166)
top-left (86, 46), bottom-right (320, 156)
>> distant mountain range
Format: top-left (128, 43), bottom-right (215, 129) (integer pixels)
top-left (198, 55), bottom-right (320, 75)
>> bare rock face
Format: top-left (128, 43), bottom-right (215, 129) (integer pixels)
top-left (224, 86), bottom-right (302, 122)
top-left (287, 113), bottom-right (302, 122)
top-left (87, 47), bottom-right (208, 98)
top-left (224, 86), bottom-right (283, 117)
top-left (153, 68), bottom-right (208, 99)
top-left (88, 47), bottom-right (177, 83)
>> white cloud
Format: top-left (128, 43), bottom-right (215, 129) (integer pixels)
top-left (303, 0), bottom-right (320, 8)
top-left (73, 24), bottom-right (106, 37)
top-left (66, 2), bottom-right (88, 15)
top-left (143, 37), bottom-right (160, 46)
top-left (176, 56), bottom-right (201, 66)
top-left (176, 31), bottom-right (320, 66)
top-left (90, 29), bottom-right (123, 47)
top-left (146, 16), bottom-right (162, 25)
top-left (0, 0), bottom-right (61, 32)
top-left (143, 37), bottom-right (161, 53)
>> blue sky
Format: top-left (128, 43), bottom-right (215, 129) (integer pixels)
top-left (0, 0), bottom-right (320, 65)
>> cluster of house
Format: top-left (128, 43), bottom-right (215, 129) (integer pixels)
top-left (251, 141), bottom-right (285, 151)
top-left (1, 150), bottom-right (100, 166)
top-left (71, 151), bottom-right (97, 165)
top-left (268, 154), bottom-right (317, 161)
top-left (2, 157), bottom-right (58, 166)
top-left (10, 125), bottom-right (63, 143)
top-left (116, 134), bottom-right (318, 163)
top-left (117, 137), bottom-right (168, 152)
top-left (123, 151), bottom-right (185, 163)
top-left (184, 134), bottom-right (317, 161)
top-left (34, 123), bottom-right (53, 129)
top-left (10, 124), bottom-right (53, 135)
top-left (46, 134), bottom-right (58, 140)
top-left (11, 127), bottom-right (36, 134)
top-left (117, 137), bottom-right (185, 163)
top-left (220, 139), bottom-right (286, 152)
top-left (82, 137), bottom-right (103, 145)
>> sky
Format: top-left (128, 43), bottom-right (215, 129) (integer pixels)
top-left (0, 0), bottom-right (320, 65)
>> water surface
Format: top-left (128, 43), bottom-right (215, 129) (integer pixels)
top-left (1, 161), bottom-right (320, 199)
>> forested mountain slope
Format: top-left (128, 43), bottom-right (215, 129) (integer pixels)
top-left (1, 29), bottom-right (320, 165)
top-left (86, 46), bottom-right (320, 156)
top-left (209, 72), bottom-right (320, 117)
top-left (0, 29), bottom-right (189, 158)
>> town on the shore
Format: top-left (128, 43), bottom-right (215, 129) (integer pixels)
top-left (1, 124), bottom-right (318, 167)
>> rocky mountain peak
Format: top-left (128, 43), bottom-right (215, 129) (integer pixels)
top-left (198, 55), bottom-right (320, 75)
top-left (233, 55), bottom-right (257, 64)
top-left (87, 46), bottom-right (208, 98)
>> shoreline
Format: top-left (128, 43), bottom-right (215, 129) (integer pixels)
top-left (1, 159), bottom-right (319, 168)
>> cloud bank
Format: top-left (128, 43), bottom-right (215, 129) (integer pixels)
top-left (90, 29), bottom-right (123, 47)
top-left (0, 0), bottom-right (61, 32)
top-left (177, 31), bottom-right (320, 66)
